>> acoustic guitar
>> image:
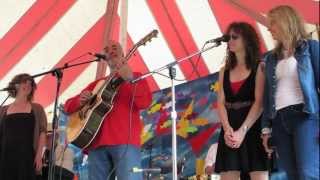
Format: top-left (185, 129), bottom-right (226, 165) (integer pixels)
top-left (66, 30), bottom-right (158, 149)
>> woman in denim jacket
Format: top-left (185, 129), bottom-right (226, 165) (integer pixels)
top-left (261, 5), bottom-right (319, 180)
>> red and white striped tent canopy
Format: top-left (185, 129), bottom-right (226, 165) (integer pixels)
top-left (0, 0), bottom-right (319, 119)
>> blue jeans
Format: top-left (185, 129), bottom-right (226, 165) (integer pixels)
top-left (88, 145), bottom-right (142, 180)
top-left (271, 105), bottom-right (319, 180)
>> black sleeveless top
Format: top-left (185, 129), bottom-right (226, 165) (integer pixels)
top-left (0, 112), bottom-right (36, 180)
top-left (224, 69), bottom-right (255, 103)
top-left (215, 68), bottom-right (268, 173)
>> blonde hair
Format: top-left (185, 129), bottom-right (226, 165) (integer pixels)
top-left (268, 5), bottom-right (307, 57)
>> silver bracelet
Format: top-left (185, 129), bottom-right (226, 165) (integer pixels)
top-left (241, 125), bottom-right (248, 133)
top-left (261, 127), bottom-right (272, 135)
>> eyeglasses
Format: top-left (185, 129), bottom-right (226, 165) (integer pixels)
top-left (229, 34), bottom-right (239, 40)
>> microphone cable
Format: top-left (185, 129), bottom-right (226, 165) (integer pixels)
top-left (106, 82), bottom-right (138, 180)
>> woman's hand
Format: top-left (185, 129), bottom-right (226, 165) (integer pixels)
top-left (34, 151), bottom-right (43, 172)
top-left (224, 126), bottom-right (235, 148)
top-left (261, 133), bottom-right (273, 158)
top-left (230, 129), bottom-right (246, 148)
top-left (205, 165), bottom-right (214, 175)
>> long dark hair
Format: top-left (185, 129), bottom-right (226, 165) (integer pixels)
top-left (225, 22), bottom-right (261, 70)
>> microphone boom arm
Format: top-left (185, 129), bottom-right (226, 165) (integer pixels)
top-left (31, 58), bottom-right (103, 79)
top-left (131, 42), bottom-right (221, 83)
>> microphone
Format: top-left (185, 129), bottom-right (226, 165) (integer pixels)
top-left (131, 167), bottom-right (161, 173)
top-left (0, 87), bottom-right (15, 91)
top-left (206, 34), bottom-right (230, 44)
top-left (89, 52), bottom-right (109, 60)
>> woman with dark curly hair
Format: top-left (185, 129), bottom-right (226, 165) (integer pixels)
top-left (0, 73), bottom-right (47, 180)
top-left (214, 22), bottom-right (268, 179)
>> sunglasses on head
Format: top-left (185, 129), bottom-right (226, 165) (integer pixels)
top-left (229, 34), bottom-right (239, 40)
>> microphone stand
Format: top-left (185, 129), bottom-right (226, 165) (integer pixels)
top-left (144, 137), bottom-right (157, 180)
top-left (31, 57), bottom-right (106, 180)
top-left (0, 95), bottom-right (10, 107)
top-left (147, 141), bottom-right (153, 180)
top-left (132, 42), bottom-right (223, 180)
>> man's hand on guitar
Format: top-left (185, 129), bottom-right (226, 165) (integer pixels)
top-left (117, 64), bottom-right (133, 81)
top-left (80, 90), bottom-right (92, 106)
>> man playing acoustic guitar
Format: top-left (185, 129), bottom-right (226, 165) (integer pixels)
top-left (64, 40), bottom-right (152, 180)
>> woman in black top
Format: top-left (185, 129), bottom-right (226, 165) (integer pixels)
top-left (214, 22), bottom-right (268, 179)
top-left (0, 73), bottom-right (47, 180)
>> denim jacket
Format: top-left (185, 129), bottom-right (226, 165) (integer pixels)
top-left (261, 39), bottom-right (319, 128)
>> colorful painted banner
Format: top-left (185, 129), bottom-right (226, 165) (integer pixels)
top-left (140, 72), bottom-right (220, 178)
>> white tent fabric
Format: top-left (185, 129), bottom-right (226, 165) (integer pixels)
top-left (0, 0), bottom-right (319, 118)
